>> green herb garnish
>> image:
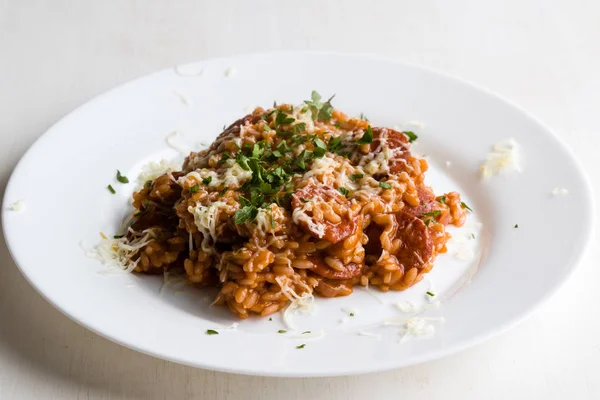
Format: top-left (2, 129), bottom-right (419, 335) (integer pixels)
top-left (514, 224), bottom-right (519, 228)
top-left (116, 170), bottom-right (129, 184)
top-left (439, 196), bottom-right (446, 204)
top-left (107, 184), bottom-right (116, 194)
top-left (349, 313), bottom-right (355, 317)
top-left (202, 176), bottom-right (212, 185)
top-left (350, 173), bottom-right (364, 181)
top-left (379, 181), bottom-right (392, 189)
top-left (403, 131), bottom-right (418, 143)
top-left (278, 330), bottom-right (287, 334)
top-left (359, 112), bottom-right (369, 121)
top-left (461, 201), bottom-right (473, 212)
top-left (205, 329), bottom-right (219, 335)
top-left (426, 291), bottom-right (435, 297)
top-left (189, 185), bottom-right (199, 193)
top-left (296, 344), bottom-right (306, 349)
top-left (304, 91), bottom-right (335, 121)
top-left (356, 125), bottom-right (373, 145)
top-left (113, 234), bottom-right (124, 239)
top-left (302, 331), bottom-right (311, 335)
top-left (218, 187), bottom-right (229, 197)
top-left (338, 187), bottom-right (349, 197)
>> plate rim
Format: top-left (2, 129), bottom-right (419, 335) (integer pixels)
top-left (2, 51), bottom-right (595, 377)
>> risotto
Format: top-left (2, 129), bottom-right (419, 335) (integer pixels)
top-left (107, 92), bottom-right (467, 319)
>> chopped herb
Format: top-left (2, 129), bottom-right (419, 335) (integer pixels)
top-left (276, 130), bottom-right (293, 139)
top-left (293, 123), bottom-right (306, 134)
top-left (113, 234), bottom-right (124, 239)
top-left (334, 122), bottom-right (341, 128)
top-left (422, 210), bottom-right (441, 217)
top-left (304, 91), bottom-right (335, 121)
top-left (296, 344), bottom-right (306, 349)
top-left (403, 131), bottom-right (418, 143)
top-left (461, 202), bottom-right (473, 212)
top-left (269, 317), bottom-right (273, 321)
top-left (338, 187), bottom-right (349, 197)
top-left (313, 147), bottom-right (326, 158)
top-left (273, 101), bottom-right (277, 107)
top-left (426, 291), bottom-right (435, 297)
top-left (471, 233), bottom-right (475, 239)
top-left (218, 153), bottom-right (231, 164)
top-left (514, 224), bottom-right (519, 228)
top-left (263, 125), bottom-right (271, 132)
top-left (359, 112), bottom-right (369, 121)
top-left (356, 125), bottom-right (373, 145)
top-left (275, 111), bottom-right (295, 127)
top-left (145, 180), bottom-right (152, 188)
top-left (202, 176), bottom-right (212, 185)
top-left (349, 313), bottom-right (355, 317)
top-left (439, 196), bottom-right (446, 204)
top-left (116, 170), bottom-right (129, 184)
top-left (350, 173), bottom-right (363, 181)
top-left (205, 329), bottom-right (219, 335)
top-left (107, 184), bottom-right (116, 194)
top-left (218, 187), bottom-right (229, 197)
top-left (189, 185), bottom-right (199, 193)
top-left (313, 138), bottom-right (327, 150)
top-left (328, 136), bottom-right (343, 153)
top-left (302, 331), bottom-right (311, 335)
top-left (270, 212), bottom-right (275, 229)
top-left (278, 330), bottom-right (287, 334)
top-left (234, 205), bottom-right (258, 224)
top-left (379, 181), bottom-right (392, 189)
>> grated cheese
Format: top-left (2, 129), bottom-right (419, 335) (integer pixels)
top-left (399, 317), bottom-right (444, 343)
top-left (394, 301), bottom-right (420, 314)
top-left (173, 90), bottom-right (193, 107)
top-left (188, 201), bottom-right (236, 253)
top-left (166, 131), bottom-right (191, 155)
top-left (8, 200), bottom-right (25, 212)
top-left (225, 67), bottom-right (238, 77)
top-left (88, 228), bottom-right (157, 272)
top-left (551, 187), bottom-right (569, 196)
top-left (275, 276), bottom-right (317, 330)
top-left (480, 138), bottom-right (522, 179)
top-left (358, 331), bottom-right (382, 340)
top-left (136, 159), bottom-right (180, 189)
top-left (292, 200), bottom-right (325, 238)
top-left (174, 64), bottom-right (204, 77)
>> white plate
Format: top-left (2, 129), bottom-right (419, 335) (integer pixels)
top-left (2, 53), bottom-right (594, 377)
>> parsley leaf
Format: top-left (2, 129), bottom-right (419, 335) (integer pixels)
top-left (379, 181), bottom-right (392, 189)
top-left (426, 291), bottom-right (435, 297)
top-left (461, 202), bottom-right (473, 212)
top-left (189, 185), bottom-right (199, 193)
top-left (116, 170), bottom-right (129, 184)
top-left (359, 112), bottom-right (369, 121)
top-left (278, 330), bottom-right (287, 334)
top-left (296, 344), bottom-right (306, 349)
top-left (234, 205), bottom-right (259, 225)
top-left (205, 329), bottom-right (219, 335)
top-left (293, 123), bottom-right (306, 134)
top-left (350, 173), bottom-right (363, 181)
top-left (275, 111), bottom-right (295, 128)
top-left (338, 187), bottom-right (349, 197)
top-left (439, 195), bottom-right (446, 204)
top-left (304, 91), bottom-right (335, 121)
top-left (403, 131), bottom-right (418, 143)
top-left (202, 176), bottom-right (212, 185)
top-left (514, 224), bottom-right (519, 228)
top-left (107, 184), bottom-right (116, 194)
top-left (356, 126), bottom-right (373, 145)
top-left (422, 210), bottom-right (441, 217)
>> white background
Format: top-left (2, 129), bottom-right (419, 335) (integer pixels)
top-left (1, 1), bottom-right (599, 399)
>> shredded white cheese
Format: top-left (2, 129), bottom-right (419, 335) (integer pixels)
top-left (292, 200), bottom-right (325, 238)
top-left (88, 228), bottom-right (157, 272)
top-left (136, 159), bottom-right (180, 189)
top-left (394, 301), bottom-right (420, 314)
top-left (173, 90), bottom-right (192, 107)
top-left (166, 131), bottom-right (191, 155)
top-left (188, 201), bottom-right (236, 253)
top-left (8, 200), bottom-right (25, 212)
top-left (399, 317), bottom-right (444, 343)
top-left (551, 187), bottom-right (569, 196)
top-left (275, 276), bottom-right (317, 330)
top-left (225, 67), bottom-right (237, 77)
top-left (174, 64), bottom-right (204, 77)
top-left (358, 331), bottom-right (382, 340)
top-left (480, 138), bottom-right (522, 179)
top-left (455, 246), bottom-right (474, 262)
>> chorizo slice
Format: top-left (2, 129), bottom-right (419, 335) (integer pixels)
top-left (291, 184), bottom-right (357, 243)
top-left (393, 212), bottom-right (433, 270)
top-left (403, 184), bottom-right (436, 217)
top-left (371, 127), bottom-right (412, 173)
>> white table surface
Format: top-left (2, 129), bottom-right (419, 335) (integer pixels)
top-left (1, 1), bottom-right (599, 398)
